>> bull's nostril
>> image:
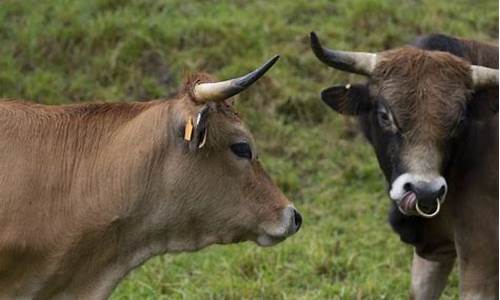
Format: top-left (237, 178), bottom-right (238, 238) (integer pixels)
top-left (438, 186), bottom-right (446, 198)
top-left (293, 209), bottom-right (302, 232)
top-left (403, 182), bottom-right (413, 192)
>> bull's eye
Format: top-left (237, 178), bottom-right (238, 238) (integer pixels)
top-left (230, 142), bottom-right (252, 159)
top-left (377, 109), bottom-right (392, 128)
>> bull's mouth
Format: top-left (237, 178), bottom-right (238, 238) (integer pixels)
top-left (397, 192), bottom-right (441, 218)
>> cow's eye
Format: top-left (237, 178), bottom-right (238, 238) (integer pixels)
top-left (230, 142), bottom-right (252, 159)
top-left (377, 109), bottom-right (392, 128)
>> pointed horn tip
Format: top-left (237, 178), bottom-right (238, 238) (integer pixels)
top-left (264, 54), bottom-right (280, 68)
top-left (251, 54), bottom-right (280, 77)
top-left (310, 32), bottom-right (321, 47)
top-left (309, 32), bottom-right (329, 61)
top-left (310, 31), bottom-right (318, 40)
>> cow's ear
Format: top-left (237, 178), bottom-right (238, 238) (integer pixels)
top-left (184, 105), bottom-right (209, 151)
top-left (321, 83), bottom-right (372, 115)
top-left (467, 87), bottom-right (498, 120)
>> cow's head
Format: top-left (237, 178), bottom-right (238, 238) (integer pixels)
top-left (158, 56), bottom-right (301, 250)
top-left (310, 32), bottom-right (498, 218)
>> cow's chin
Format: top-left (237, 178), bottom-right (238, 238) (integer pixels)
top-left (254, 221), bottom-right (294, 247)
top-left (255, 234), bottom-right (287, 247)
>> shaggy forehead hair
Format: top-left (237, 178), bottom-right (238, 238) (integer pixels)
top-left (372, 46), bottom-right (474, 143)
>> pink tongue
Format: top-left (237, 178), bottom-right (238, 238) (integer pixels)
top-left (399, 192), bottom-right (417, 213)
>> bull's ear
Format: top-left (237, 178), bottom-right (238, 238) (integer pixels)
top-left (184, 105), bottom-right (209, 151)
top-left (321, 83), bottom-right (372, 115)
top-left (467, 87), bottom-right (499, 120)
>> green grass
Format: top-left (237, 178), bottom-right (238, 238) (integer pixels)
top-left (0, 0), bottom-right (497, 299)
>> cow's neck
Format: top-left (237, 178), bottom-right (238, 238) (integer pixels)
top-left (56, 98), bottom-right (223, 298)
top-left (0, 99), bottom-right (211, 299)
top-left (56, 99), bottom-right (187, 296)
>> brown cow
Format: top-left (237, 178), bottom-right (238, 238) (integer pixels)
top-left (0, 56), bottom-right (302, 299)
top-left (311, 32), bottom-right (498, 299)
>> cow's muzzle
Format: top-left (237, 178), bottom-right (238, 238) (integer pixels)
top-left (256, 206), bottom-right (302, 247)
top-left (390, 174), bottom-right (447, 218)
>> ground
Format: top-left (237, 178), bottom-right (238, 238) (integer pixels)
top-left (0, 0), bottom-right (497, 299)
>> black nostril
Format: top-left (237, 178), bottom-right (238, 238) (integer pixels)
top-left (403, 182), bottom-right (413, 192)
top-left (414, 183), bottom-right (446, 208)
top-left (437, 186), bottom-right (446, 198)
top-left (293, 209), bottom-right (302, 232)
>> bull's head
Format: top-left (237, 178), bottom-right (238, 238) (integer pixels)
top-left (310, 32), bottom-right (498, 218)
top-left (159, 56), bottom-right (301, 250)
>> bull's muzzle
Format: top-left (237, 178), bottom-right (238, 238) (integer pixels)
top-left (390, 174), bottom-right (447, 218)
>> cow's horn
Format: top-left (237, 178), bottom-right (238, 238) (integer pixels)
top-left (310, 32), bottom-right (377, 76)
top-left (471, 65), bottom-right (499, 88)
top-left (193, 55), bottom-right (279, 103)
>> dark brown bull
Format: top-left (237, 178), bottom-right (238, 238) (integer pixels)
top-left (0, 56), bottom-right (302, 299)
top-left (311, 32), bottom-right (498, 299)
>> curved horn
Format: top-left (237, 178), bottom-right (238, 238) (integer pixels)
top-left (193, 55), bottom-right (280, 103)
top-left (471, 65), bottom-right (499, 88)
top-left (310, 32), bottom-right (377, 76)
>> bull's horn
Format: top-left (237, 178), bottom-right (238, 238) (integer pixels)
top-left (471, 65), bottom-right (499, 88)
top-left (310, 32), bottom-right (377, 76)
top-left (193, 55), bottom-right (280, 103)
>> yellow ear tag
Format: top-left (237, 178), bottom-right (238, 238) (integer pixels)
top-left (184, 117), bottom-right (194, 141)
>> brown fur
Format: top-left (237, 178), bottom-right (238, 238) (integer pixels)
top-left (0, 75), bottom-right (295, 299)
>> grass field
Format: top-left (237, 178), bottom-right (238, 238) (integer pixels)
top-left (0, 0), bottom-right (497, 299)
